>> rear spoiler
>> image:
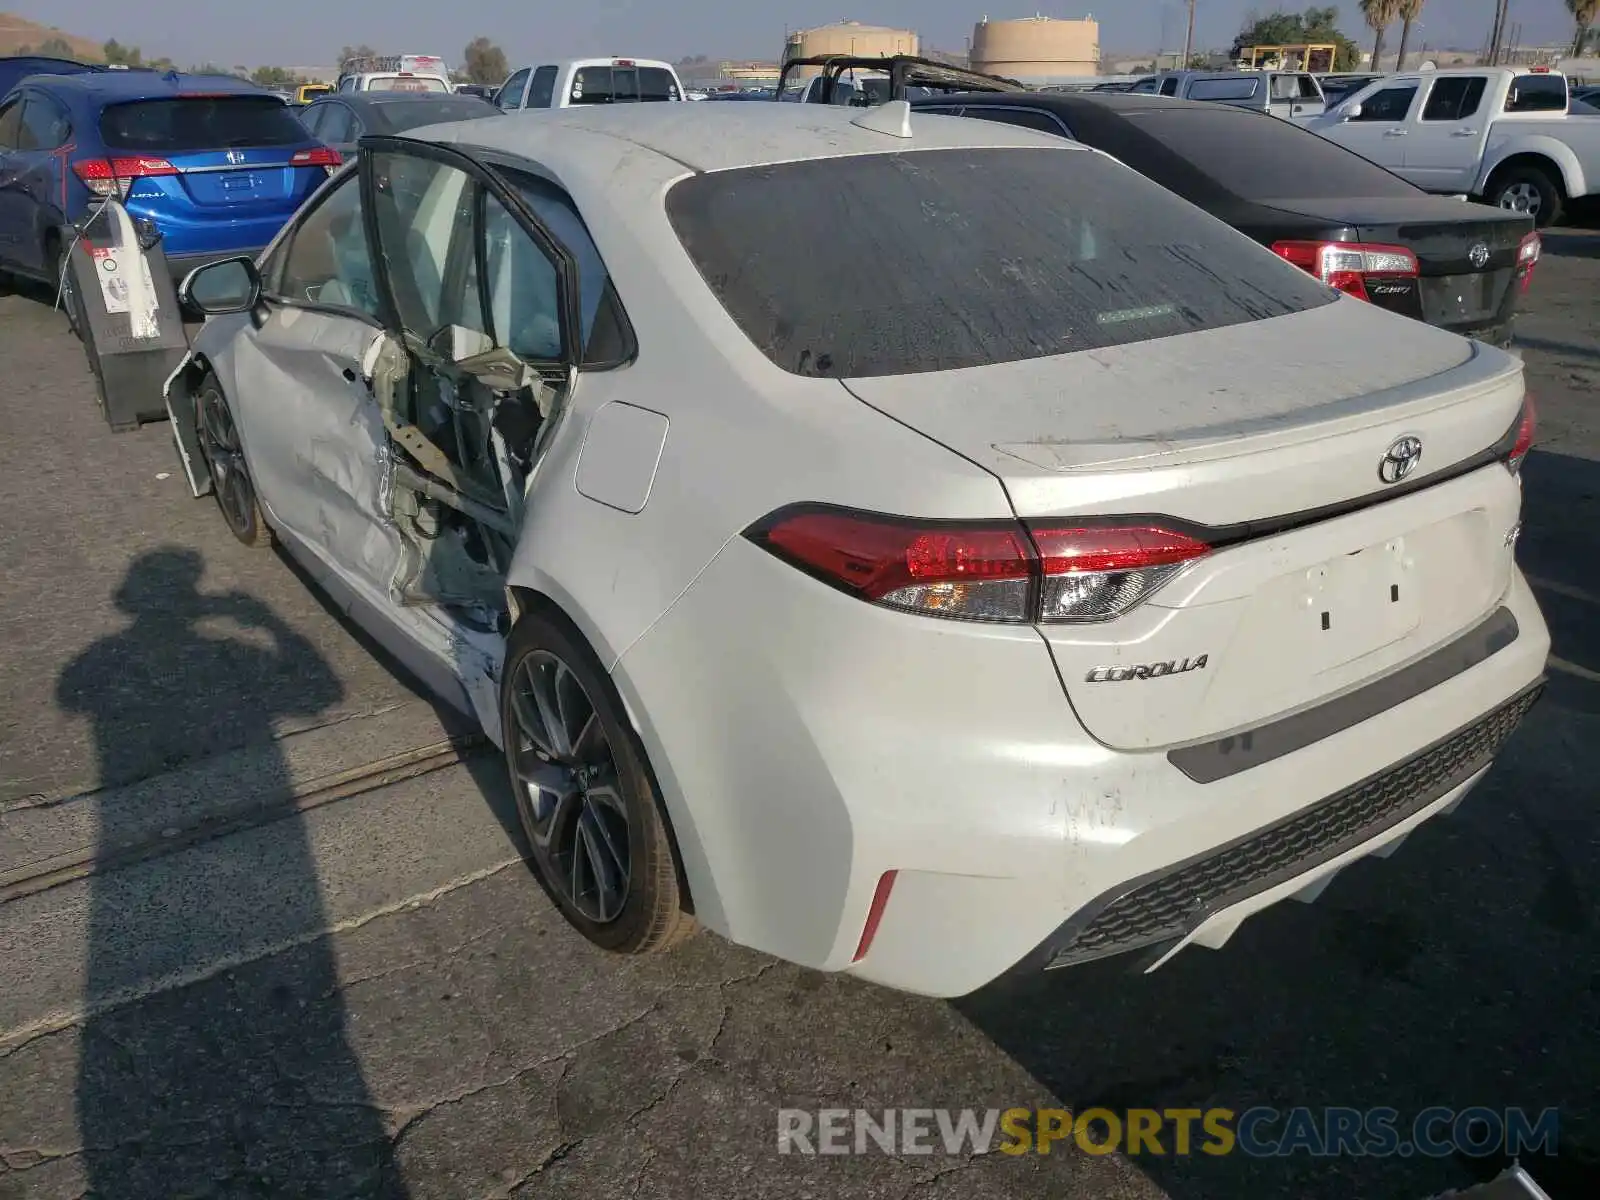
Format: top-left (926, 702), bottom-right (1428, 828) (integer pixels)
top-left (775, 54), bottom-right (1025, 105)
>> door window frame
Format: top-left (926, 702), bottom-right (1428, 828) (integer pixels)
top-left (1420, 76), bottom-right (1487, 122)
top-left (258, 166), bottom-right (385, 324)
top-left (358, 135), bottom-right (582, 369)
top-left (497, 68), bottom-right (531, 110)
top-left (318, 102), bottom-right (358, 145)
top-left (17, 90), bottom-right (72, 150)
top-left (528, 66), bottom-right (558, 109)
top-left (0, 95), bottom-right (23, 149)
top-left (1350, 82), bottom-right (1418, 122)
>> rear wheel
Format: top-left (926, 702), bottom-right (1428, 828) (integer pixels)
top-left (1489, 165), bottom-right (1563, 228)
top-left (196, 375), bottom-right (272, 549)
top-left (500, 608), bottom-right (694, 954)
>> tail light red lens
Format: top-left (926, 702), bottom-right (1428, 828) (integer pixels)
top-left (291, 146), bottom-right (344, 175)
top-left (1271, 240), bottom-right (1418, 302)
top-left (748, 507), bottom-right (1209, 624)
top-left (73, 156), bottom-right (178, 199)
top-left (755, 509), bottom-right (1035, 621)
top-left (1506, 394), bottom-right (1536, 474)
top-left (1515, 231), bottom-right (1540, 293)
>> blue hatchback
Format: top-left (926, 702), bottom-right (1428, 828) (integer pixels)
top-left (0, 69), bottom-right (339, 290)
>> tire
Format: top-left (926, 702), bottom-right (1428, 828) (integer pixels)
top-left (500, 607), bottom-right (695, 955)
top-left (195, 374), bottom-right (273, 549)
top-left (1488, 164), bottom-right (1563, 228)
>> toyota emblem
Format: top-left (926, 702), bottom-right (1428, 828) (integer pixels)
top-left (1468, 242), bottom-right (1490, 269)
top-left (1379, 436), bottom-right (1423, 484)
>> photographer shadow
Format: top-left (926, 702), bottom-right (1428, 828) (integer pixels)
top-left (56, 548), bottom-right (406, 1197)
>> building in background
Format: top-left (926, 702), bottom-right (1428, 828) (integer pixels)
top-left (783, 20), bottom-right (919, 74)
top-left (970, 14), bottom-right (1099, 85)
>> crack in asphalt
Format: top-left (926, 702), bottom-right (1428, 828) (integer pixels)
top-left (0, 858), bottom-right (524, 1059)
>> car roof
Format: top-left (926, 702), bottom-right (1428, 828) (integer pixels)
top-left (324, 91), bottom-right (489, 108)
top-left (916, 90), bottom-right (1236, 119)
top-left (35, 70), bottom-right (271, 100)
top-left (414, 99), bottom-right (1084, 176)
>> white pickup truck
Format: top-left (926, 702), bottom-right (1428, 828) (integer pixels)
top-left (1307, 66), bottom-right (1600, 226)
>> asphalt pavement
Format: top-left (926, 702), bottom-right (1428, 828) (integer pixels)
top-left (0, 234), bottom-right (1596, 1199)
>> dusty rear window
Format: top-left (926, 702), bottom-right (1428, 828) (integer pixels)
top-left (666, 147), bottom-right (1334, 378)
top-left (365, 75), bottom-right (450, 93)
top-left (100, 96), bottom-right (309, 151)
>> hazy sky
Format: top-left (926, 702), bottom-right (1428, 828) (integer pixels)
top-left (17, 0), bottom-right (1586, 69)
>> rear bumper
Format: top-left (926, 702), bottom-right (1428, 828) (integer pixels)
top-left (1017, 679), bottom-right (1542, 977)
top-left (616, 525), bottom-right (1550, 998)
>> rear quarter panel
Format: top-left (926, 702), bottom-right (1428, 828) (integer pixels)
top-left (1477, 122), bottom-right (1599, 199)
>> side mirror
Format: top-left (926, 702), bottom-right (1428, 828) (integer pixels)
top-left (179, 256), bottom-right (260, 315)
top-left (1342, 101), bottom-right (1362, 121)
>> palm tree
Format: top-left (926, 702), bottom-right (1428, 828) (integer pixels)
top-left (1360, 0), bottom-right (1400, 72)
top-left (1394, 0), bottom-right (1426, 69)
top-left (1570, 0), bottom-right (1600, 58)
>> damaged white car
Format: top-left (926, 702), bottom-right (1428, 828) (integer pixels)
top-left (166, 103), bottom-right (1548, 998)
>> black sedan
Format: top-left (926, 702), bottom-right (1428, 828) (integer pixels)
top-left (297, 92), bottom-right (500, 160)
top-left (909, 91), bottom-right (1540, 347)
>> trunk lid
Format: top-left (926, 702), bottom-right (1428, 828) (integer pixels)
top-left (843, 298), bottom-right (1528, 750)
top-left (1263, 195), bottom-right (1532, 330)
top-left (160, 147), bottom-right (316, 208)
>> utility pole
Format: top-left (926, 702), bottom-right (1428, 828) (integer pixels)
top-left (1487, 0), bottom-right (1511, 66)
top-left (1182, 0), bottom-right (1196, 67)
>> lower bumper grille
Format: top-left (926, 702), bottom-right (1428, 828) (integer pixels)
top-left (1046, 684), bottom-right (1542, 970)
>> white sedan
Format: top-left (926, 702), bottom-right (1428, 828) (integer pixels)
top-left (165, 101), bottom-right (1548, 997)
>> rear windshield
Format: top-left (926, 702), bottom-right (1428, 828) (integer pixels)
top-left (1504, 74), bottom-right (1567, 112)
top-left (1122, 107), bottom-right (1418, 200)
top-left (376, 98), bottom-right (496, 131)
top-left (1187, 77), bottom-right (1259, 101)
top-left (365, 75), bottom-right (450, 93)
top-left (100, 96), bottom-right (309, 151)
top-left (570, 65), bottom-right (680, 103)
top-left (666, 148), bottom-right (1334, 378)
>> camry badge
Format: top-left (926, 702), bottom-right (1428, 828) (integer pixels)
top-left (1468, 242), bottom-right (1490, 269)
top-left (1379, 435), bottom-right (1423, 485)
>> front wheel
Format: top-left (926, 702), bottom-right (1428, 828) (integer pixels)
top-left (196, 375), bottom-right (272, 549)
top-left (1489, 165), bottom-right (1563, 228)
top-left (500, 608), bottom-right (695, 954)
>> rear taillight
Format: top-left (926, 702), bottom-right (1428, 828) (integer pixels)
top-left (291, 146), bottom-right (343, 176)
top-left (1033, 525), bottom-right (1211, 622)
top-left (72, 156), bottom-right (178, 199)
top-left (1506, 394), bottom-right (1536, 474)
top-left (1515, 231), bottom-right (1540, 293)
top-left (1271, 240), bottom-right (1418, 302)
top-left (747, 506), bottom-right (1209, 624)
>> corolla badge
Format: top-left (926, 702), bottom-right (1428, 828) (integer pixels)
top-left (1468, 242), bottom-right (1490, 269)
top-left (1085, 656), bottom-right (1208, 683)
top-left (1379, 435), bottom-right (1423, 484)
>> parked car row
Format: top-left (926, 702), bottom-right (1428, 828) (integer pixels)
top-left (0, 67), bottom-right (339, 303)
